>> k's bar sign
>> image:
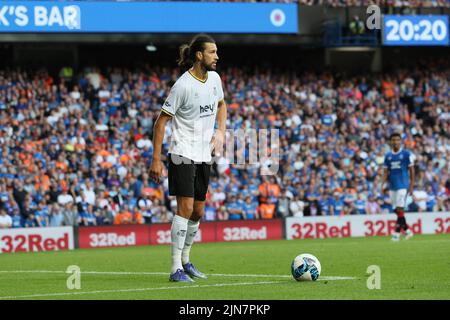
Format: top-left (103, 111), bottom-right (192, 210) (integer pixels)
top-left (0, 4), bottom-right (81, 30)
top-left (0, 1), bottom-right (298, 34)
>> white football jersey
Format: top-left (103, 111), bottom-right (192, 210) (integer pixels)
top-left (161, 70), bottom-right (224, 162)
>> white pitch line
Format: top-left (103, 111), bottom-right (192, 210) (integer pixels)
top-left (0, 270), bottom-right (357, 280)
top-left (0, 280), bottom-right (284, 300)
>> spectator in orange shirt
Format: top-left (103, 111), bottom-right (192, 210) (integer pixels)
top-left (133, 210), bottom-right (144, 225)
top-left (258, 203), bottom-right (276, 219)
top-left (258, 177), bottom-right (271, 204)
top-left (114, 204), bottom-right (133, 225)
top-left (259, 176), bottom-right (281, 202)
top-left (382, 77), bottom-right (396, 99)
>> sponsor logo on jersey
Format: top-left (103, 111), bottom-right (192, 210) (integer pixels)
top-left (390, 161), bottom-right (401, 169)
top-left (200, 104), bottom-right (214, 114)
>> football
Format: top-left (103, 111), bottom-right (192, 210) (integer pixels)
top-left (291, 253), bottom-right (321, 281)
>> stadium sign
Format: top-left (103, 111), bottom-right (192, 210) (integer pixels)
top-left (0, 227), bottom-right (74, 253)
top-left (216, 220), bottom-right (283, 242)
top-left (149, 222), bottom-right (216, 245)
top-left (0, 1), bottom-right (298, 34)
top-left (78, 225), bottom-right (150, 248)
top-left (286, 212), bottom-right (450, 240)
top-left (77, 220), bottom-right (283, 249)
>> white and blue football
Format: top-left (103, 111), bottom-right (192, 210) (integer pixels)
top-left (291, 253), bottom-right (321, 281)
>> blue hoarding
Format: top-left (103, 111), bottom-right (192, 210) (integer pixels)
top-left (383, 15), bottom-right (449, 46)
top-left (0, 1), bottom-right (298, 34)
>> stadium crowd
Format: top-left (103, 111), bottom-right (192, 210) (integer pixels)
top-left (77, 0), bottom-right (450, 8)
top-left (0, 59), bottom-right (449, 229)
top-left (244, 1), bottom-right (446, 8)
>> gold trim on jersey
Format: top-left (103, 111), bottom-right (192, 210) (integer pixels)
top-left (188, 70), bottom-right (208, 83)
top-left (161, 108), bottom-right (174, 117)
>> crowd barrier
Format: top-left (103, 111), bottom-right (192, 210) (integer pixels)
top-left (0, 212), bottom-right (448, 254)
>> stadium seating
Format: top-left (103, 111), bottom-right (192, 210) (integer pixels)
top-left (0, 60), bottom-right (448, 227)
top-left (65, 0), bottom-right (450, 8)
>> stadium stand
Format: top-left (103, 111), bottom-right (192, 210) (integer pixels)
top-left (0, 58), bottom-right (448, 228)
top-left (62, 0), bottom-right (450, 8)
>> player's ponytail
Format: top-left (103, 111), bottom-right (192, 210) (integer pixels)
top-left (177, 33), bottom-right (215, 70)
top-left (177, 44), bottom-right (192, 70)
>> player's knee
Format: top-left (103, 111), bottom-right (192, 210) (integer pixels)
top-left (191, 210), bottom-right (204, 222)
top-left (177, 201), bottom-right (194, 217)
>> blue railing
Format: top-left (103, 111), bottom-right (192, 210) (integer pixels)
top-left (323, 19), bottom-right (379, 47)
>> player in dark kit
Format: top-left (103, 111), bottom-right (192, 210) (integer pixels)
top-left (381, 133), bottom-right (415, 241)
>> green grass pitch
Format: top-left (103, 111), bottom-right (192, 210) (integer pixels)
top-left (0, 234), bottom-right (449, 300)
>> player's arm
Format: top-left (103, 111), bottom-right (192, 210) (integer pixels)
top-left (216, 99), bottom-right (227, 134)
top-left (408, 153), bottom-right (415, 195)
top-left (150, 81), bottom-right (184, 183)
top-left (380, 153), bottom-right (390, 194)
top-left (211, 99), bottom-right (227, 155)
top-left (149, 111), bottom-right (172, 183)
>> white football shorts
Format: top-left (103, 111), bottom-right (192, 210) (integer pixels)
top-left (390, 189), bottom-right (408, 209)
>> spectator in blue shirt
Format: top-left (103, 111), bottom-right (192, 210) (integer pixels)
top-left (11, 208), bottom-right (23, 228)
top-left (227, 195), bottom-right (244, 220)
top-left (330, 192), bottom-right (344, 216)
top-left (95, 208), bottom-right (111, 226)
top-left (248, 179), bottom-right (260, 200)
top-left (425, 185), bottom-right (437, 212)
top-left (318, 190), bottom-right (332, 216)
top-left (243, 196), bottom-right (259, 220)
top-left (80, 205), bottom-right (97, 226)
top-left (0, 185), bottom-right (9, 204)
top-left (49, 204), bottom-right (64, 227)
top-left (240, 184), bottom-right (252, 200)
top-left (236, 193), bottom-right (246, 206)
top-left (380, 194), bottom-right (393, 213)
top-left (203, 202), bottom-right (216, 221)
top-left (35, 201), bottom-right (49, 227)
top-left (24, 213), bottom-right (38, 228)
top-left (355, 194), bottom-right (367, 214)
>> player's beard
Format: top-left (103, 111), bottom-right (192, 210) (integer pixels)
top-left (204, 61), bottom-right (217, 71)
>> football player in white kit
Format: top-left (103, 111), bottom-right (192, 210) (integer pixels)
top-left (150, 34), bottom-right (227, 282)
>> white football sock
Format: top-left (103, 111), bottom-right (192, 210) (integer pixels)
top-left (182, 220), bottom-right (200, 265)
top-left (171, 215), bottom-right (189, 274)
